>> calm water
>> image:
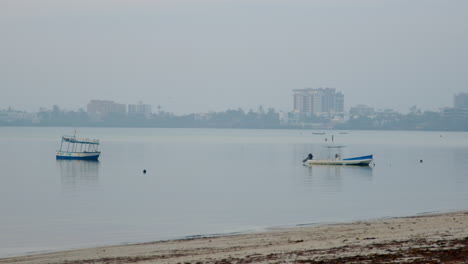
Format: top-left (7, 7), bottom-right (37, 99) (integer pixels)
top-left (1, 127), bottom-right (467, 257)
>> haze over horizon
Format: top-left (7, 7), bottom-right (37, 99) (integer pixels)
top-left (1, 0), bottom-right (467, 114)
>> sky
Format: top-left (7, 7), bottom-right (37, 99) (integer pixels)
top-left (1, 0), bottom-right (467, 114)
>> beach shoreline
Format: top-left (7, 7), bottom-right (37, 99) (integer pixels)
top-left (2, 210), bottom-right (467, 263)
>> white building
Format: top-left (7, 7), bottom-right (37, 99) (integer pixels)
top-left (87, 100), bottom-right (127, 121)
top-left (454, 93), bottom-right (468, 109)
top-left (128, 101), bottom-right (152, 117)
top-left (293, 88), bottom-right (344, 117)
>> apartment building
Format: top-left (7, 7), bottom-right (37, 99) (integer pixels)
top-left (293, 88), bottom-right (344, 116)
top-left (87, 100), bottom-right (126, 121)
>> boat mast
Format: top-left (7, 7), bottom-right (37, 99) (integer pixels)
top-left (59, 137), bottom-right (63, 152)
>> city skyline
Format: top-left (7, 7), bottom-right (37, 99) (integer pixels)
top-left (2, 91), bottom-right (468, 131)
top-left (1, 90), bottom-right (466, 115)
top-left (1, 85), bottom-right (465, 114)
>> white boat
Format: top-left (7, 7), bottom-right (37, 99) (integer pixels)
top-left (56, 133), bottom-right (100, 160)
top-left (303, 155), bottom-right (373, 166)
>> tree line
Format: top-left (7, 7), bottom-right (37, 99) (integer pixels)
top-left (1, 106), bottom-right (468, 131)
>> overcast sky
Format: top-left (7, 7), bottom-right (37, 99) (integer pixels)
top-left (1, 0), bottom-right (467, 114)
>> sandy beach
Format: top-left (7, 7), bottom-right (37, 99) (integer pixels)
top-left (2, 211), bottom-right (467, 264)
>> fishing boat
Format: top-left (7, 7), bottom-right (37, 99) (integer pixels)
top-left (302, 134), bottom-right (373, 166)
top-left (303, 154), bottom-right (373, 166)
top-left (56, 133), bottom-right (100, 160)
top-left (312, 132), bottom-right (326, 135)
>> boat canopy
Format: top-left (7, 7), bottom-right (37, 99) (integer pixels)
top-left (62, 136), bottom-right (99, 145)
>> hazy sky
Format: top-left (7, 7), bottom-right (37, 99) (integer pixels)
top-left (1, 0), bottom-right (467, 114)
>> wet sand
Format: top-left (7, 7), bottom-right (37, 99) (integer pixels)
top-left (2, 211), bottom-right (467, 264)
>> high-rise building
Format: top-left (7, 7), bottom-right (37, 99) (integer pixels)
top-left (293, 88), bottom-right (344, 116)
top-left (454, 93), bottom-right (468, 109)
top-left (87, 100), bottom-right (126, 120)
top-left (335, 92), bottom-right (344, 113)
top-left (128, 101), bottom-right (152, 117)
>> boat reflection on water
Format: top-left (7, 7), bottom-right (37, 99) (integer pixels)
top-left (56, 160), bottom-right (100, 191)
top-left (300, 165), bottom-right (373, 192)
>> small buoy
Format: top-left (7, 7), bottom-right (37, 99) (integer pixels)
top-left (420, 160), bottom-right (423, 163)
top-left (143, 169), bottom-right (147, 174)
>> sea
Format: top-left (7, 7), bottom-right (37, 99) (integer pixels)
top-left (0, 127), bottom-right (467, 257)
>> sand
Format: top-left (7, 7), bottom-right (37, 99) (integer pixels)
top-left (1, 211), bottom-right (467, 264)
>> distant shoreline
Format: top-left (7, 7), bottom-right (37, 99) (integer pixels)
top-left (2, 210), bottom-right (467, 264)
top-left (2, 124), bottom-right (468, 133)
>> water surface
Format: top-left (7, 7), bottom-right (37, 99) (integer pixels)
top-left (0, 127), bottom-right (467, 257)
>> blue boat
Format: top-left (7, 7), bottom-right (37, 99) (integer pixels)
top-left (56, 133), bottom-right (100, 160)
top-left (303, 154), bottom-right (373, 166)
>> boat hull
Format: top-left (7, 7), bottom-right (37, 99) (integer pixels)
top-left (56, 151), bottom-right (100, 160)
top-left (304, 155), bottom-right (373, 166)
